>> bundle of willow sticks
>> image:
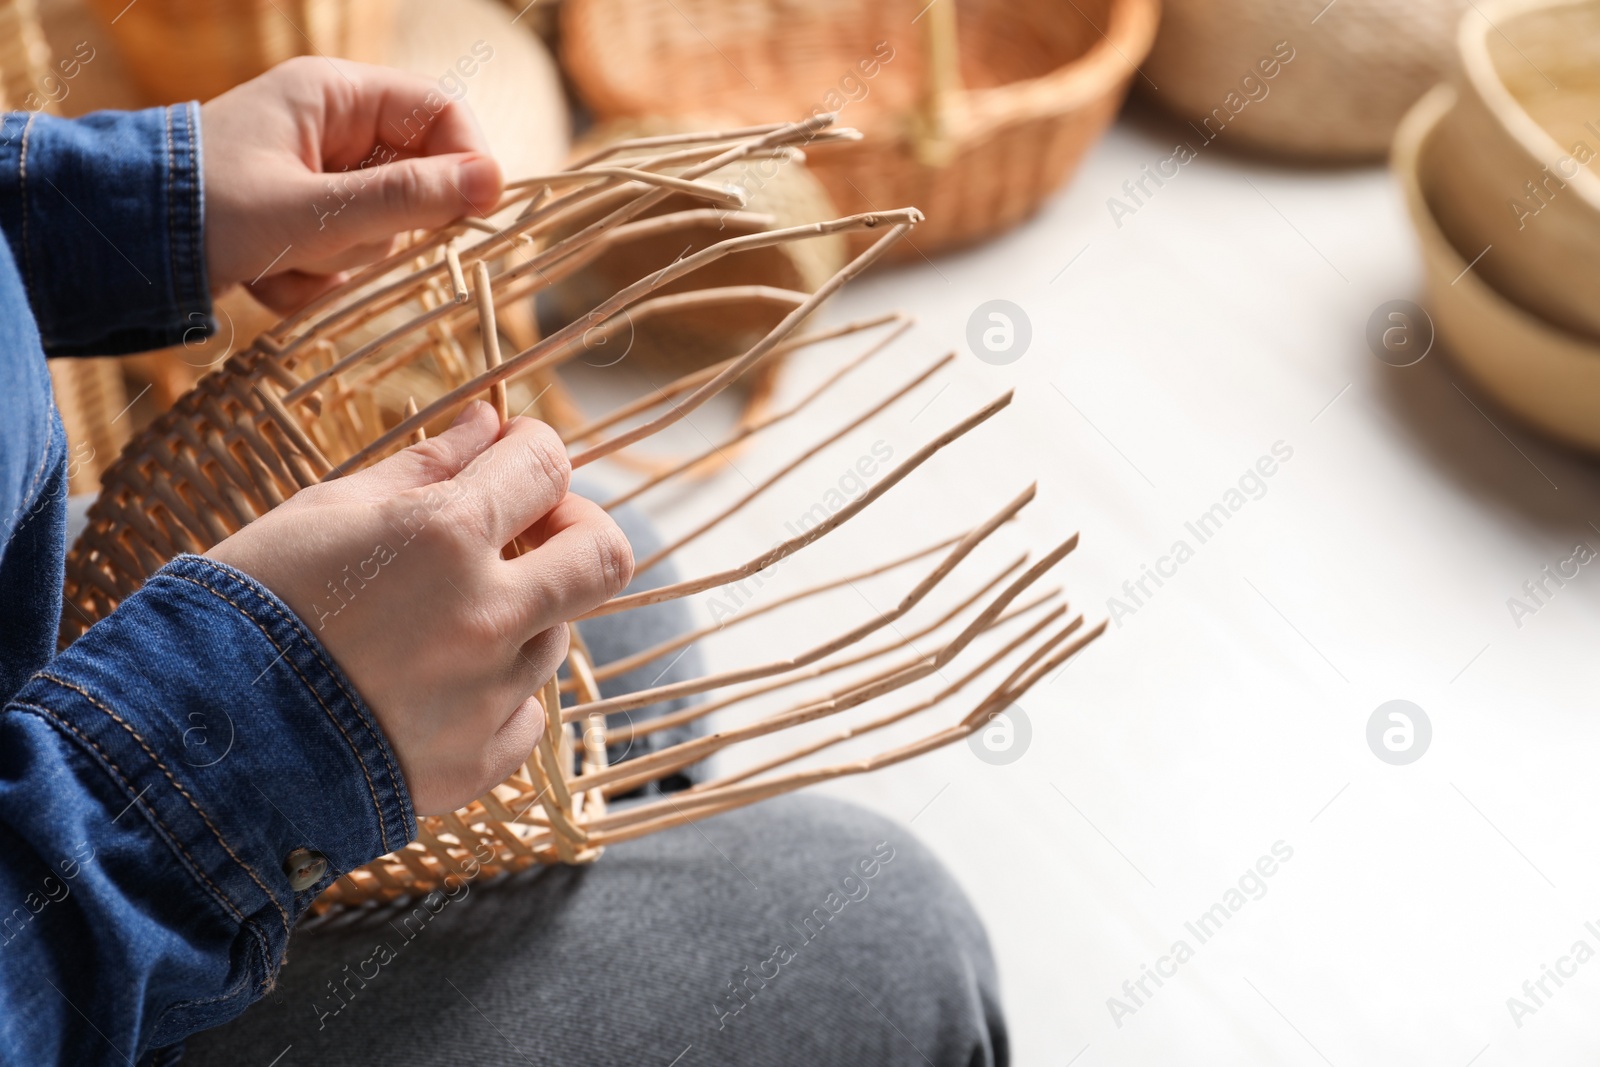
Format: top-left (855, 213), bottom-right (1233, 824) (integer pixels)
top-left (60, 115), bottom-right (1103, 911)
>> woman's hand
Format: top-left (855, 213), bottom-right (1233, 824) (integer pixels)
top-left (207, 403), bottom-right (635, 815)
top-left (201, 56), bottom-right (504, 313)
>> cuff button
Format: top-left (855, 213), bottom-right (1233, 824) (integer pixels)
top-left (284, 848), bottom-right (328, 892)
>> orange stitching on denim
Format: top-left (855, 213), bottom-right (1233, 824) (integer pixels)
top-left (17, 113), bottom-right (35, 303)
top-left (163, 106), bottom-right (176, 301)
top-left (182, 104), bottom-right (200, 305)
top-left (189, 557), bottom-right (408, 835)
top-left (7, 701), bottom-right (247, 927)
top-left (163, 568), bottom-right (398, 851)
top-left (35, 673), bottom-right (291, 937)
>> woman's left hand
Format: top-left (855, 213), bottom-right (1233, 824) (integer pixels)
top-left (200, 56), bottom-right (504, 313)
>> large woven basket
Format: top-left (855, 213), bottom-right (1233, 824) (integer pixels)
top-left (1141, 0), bottom-right (1471, 161)
top-left (561, 0), bottom-right (1158, 259)
top-left (83, 0), bottom-right (393, 103)
top-left (62, 118), bottom-right (1101, 912)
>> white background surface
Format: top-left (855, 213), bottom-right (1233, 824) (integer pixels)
top-left (621, 102), bottom-right (1600, 1065)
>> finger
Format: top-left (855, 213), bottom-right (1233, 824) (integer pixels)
top-left (246, 269), bottom-right (349, 315)
top-left (315, 60), bottom-right (495, 168)
top-left (513, 625), bottom-right (568, 703)
top-left (439, 416), bottom-right (571, 549)
top-left (317, 151), bottom-right (503, 251)
top-left (482, 686), bottom-right (553, 789)
top-left (350, 400), bottom-right (501, 492)
top-left (507, 494), bottom-right (634, 634)
top-left (290, 235), bottom-right (401, 277)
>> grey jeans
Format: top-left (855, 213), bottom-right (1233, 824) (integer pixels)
top-left (181, 504), bottom-right (1008, 1066)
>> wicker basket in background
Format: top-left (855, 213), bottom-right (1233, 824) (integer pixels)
top-left (560, 0), bottom-right (1159, 259)
top-left (1141, 0), bottom-right (1471, 161)
top-left (82, 0), bottom-right (394, 103)
top-left (1, 0), bottom-right (132, 493)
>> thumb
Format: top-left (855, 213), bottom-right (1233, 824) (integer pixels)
top-left (335, 153), bottom-right (503, 246)
top-left (351, 400), bottom-right (503, 493)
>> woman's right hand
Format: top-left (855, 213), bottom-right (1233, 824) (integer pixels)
top-left (206, 401), bottom-right (634, 815)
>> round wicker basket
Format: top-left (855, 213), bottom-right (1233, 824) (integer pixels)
top-left (560, 0), bottom-right (1158, 259)
top-left (82, 0), bottom-right (393, 103)
top-left (1141, 0), bottom-right (1470, 161)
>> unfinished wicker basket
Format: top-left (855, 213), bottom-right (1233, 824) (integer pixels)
top-left (561, 0), bottom-right (1158, 259)
top-left (62, 117), bottom-right (1101, 912)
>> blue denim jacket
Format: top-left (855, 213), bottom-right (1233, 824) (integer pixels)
top-left (0, 106), bottom-right (415, 1064)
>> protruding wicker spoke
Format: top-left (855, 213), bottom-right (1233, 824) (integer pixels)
top-left (579, 621), bottom-right (1106, 845)
top-left (569, 508), bottom-right (1068, 742)
top-left (577, 391), bottom-right (1015, 623)
top-left (601, 317), bottom-right (914, 510)
top-left (569, 215), bottom-right (920, 468)
top-left (331, 209), bottom-right (917, 474)
top-left (601, 560), bottom-right (1050, 747)
top-left (633, 352), bottom-right (952, 573)
top-left (570, 530), bottom-right (974, 692)
top-left (505, 166), bottom-right (750, 208)
top-left (573, 538), bottom-right (1078, 795)
top-left (567, 116), bottom-right (838, 167)
top-left (601, 598), bottom-right (1062, 796)
top-left (566, 480), bottom-right (1033, 720)
top-left (561, 311), bottom-right (906, 447)
top-left (701, 608), bottom-right (1079, 791)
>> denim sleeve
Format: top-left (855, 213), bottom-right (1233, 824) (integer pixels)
top-left (0, 104), bottom-right (212, 356)
top-left (0, 555), bottom-right (415, 1063)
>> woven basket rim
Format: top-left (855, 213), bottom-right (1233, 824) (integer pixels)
top-left (563, 0), bottom-right (1159, 139)
top-left (1395, 83), bottom-right (1600, 453)
top-left (1456, 0), bottom-right (1600, 205)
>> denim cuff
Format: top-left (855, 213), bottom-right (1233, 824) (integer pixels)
top-left (10, 555), bottom-right (413, 964)
top-left (0, 103), bottom-right (212, 356)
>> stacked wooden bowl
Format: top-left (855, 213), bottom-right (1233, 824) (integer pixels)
top-left (1393, 0), bottom-right (1600, 451)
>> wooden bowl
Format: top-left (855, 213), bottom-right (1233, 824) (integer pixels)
top-left (560, 0), bottom-right (1158, 259)
top-left (1426, 0), bottom-right (1600, 340)
top-left (1395, 84), bottom-right (1600, 453)
top-left (1142, 0), bottom-right (1470, 160)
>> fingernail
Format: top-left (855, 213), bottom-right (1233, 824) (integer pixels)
top-left (450, 400), bottom-right (489, 428)
top-left (456, 155), bottom-right (503, 214)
